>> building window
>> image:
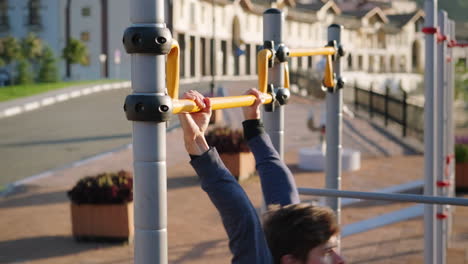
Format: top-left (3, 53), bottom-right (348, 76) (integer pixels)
top-left (0, 0), bottom-right (8, 27)
top-left (82, 7), bottom-right (91, 17)
top-left (358, 55), bottom-right (363, 71)
top-left (347, 55), bottom-right (353, 70)
top-left (80, 31), bottom-right (90, 42)
top-left (28, 0), bottom-right (41, 26)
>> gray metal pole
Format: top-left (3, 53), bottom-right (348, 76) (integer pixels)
top-left (423, 1), bottom-right (437, 263)
top-left (297, 188), bottom-right (468, 206)
top-left (447, 19), bottom-right (456, 246)
top-left (436, 10), bottom-right (448, 264)
top-left (263, 8), bottom-right (285, 158)
top-left (325, 25), bottom-right (343, 231)
top-left (130, 1), bottom-right (168, 263)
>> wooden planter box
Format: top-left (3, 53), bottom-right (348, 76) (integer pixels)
top-left (219, 152), bottom-right (256, 181)
top-left (456, 163), bottom-right (468, 189)
top-left (70, 202), bottom-right (134, 242)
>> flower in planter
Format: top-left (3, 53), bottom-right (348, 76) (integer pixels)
top-left (205, 126), bottom-right (256, 181)
top-left (67, 170), bottom-right (133, 205)
top-left (205, 126), bottom-right (250, 154)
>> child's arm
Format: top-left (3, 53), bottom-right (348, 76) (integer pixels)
top-left (190, 148), bottom-right (272, 263)
top-left (243, 119), bottom-right (300, 206)
top-left (179, 90), bottom-right (272, 263)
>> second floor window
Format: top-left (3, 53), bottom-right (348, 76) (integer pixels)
top-left (28, 0), bottom-right (41, 26)
top-left (0, 0), bottom-right (8, 27)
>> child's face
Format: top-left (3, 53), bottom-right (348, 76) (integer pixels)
top-left (304, 236), bottom-right (345, 264)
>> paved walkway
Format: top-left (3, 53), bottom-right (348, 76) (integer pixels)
top-left (0, 94), bottom-right (467, 263)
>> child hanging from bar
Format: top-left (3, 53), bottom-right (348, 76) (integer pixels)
top-left (178, 88), bottom-right (345, 264)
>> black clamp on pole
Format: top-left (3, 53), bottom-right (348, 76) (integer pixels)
top-left (322, 75), bottom-right (346, 93)
top-left (275, 44), bottom-right (290, 63)
top-left (124, 95), bottom-right (173, 122)
top-left (263, 41), bottom-right (276, 68)
top-left (322, 40), bottom-right (346, 93)
top-left (264, 84), bottom-right (291, 112)
top-left (122, 25), bottom-right (174, 122)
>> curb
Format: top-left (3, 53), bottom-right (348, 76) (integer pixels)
top-left (0, 81), bottom-right (131, 119)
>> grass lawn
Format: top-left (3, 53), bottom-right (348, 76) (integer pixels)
top-left (0, 80), bottom-right (123, 102)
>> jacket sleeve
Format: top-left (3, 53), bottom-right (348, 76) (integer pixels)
top-left (243, 120), bottom-right (300, 206)
top-left (190, 147), bottom-right (272, 264)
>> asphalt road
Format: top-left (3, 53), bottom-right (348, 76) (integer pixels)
top-left (0, 80), bottom-right (255, 187)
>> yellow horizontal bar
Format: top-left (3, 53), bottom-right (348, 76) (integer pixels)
top-left (172, 94), bottom-right (274, 114)
top-left (289, 47), bottom-right (336, 57)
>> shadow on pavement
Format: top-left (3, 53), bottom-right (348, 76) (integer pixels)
top-left (0, 235), bottom-right (117, 263)
top-left (348, 249), bottom-right (422, 264)
top-left (167, 175), bottom-right (200, 190)
top-left (342, 234), bottom-right (422, 251)
top-left (0, 189), bottom-right (68, 209)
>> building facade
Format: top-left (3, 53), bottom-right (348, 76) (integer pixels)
top-left (1, 0), bottom-right (459, 93)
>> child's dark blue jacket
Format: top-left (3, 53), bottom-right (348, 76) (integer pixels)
top-left (190, 120), bottom-right (300, 264)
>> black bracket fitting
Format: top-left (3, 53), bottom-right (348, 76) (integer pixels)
top-left (337, 45), bottom-right (345, 57)
top-left (264, 84), bottom-right (277, 112)
top-left (263, 41), bottom-right (276, 68)
top-left (276, 87), bottom-right (291, 105)
top-left (276, 44), bottom-right (290, 63)
top-left (123, 26), bottom-right (172, 55)
top-left (264, 84), bottom-right (291, 112)
top-left (322, 76), bottom-right (346, 93)
top-left (124, 94), bottom-right (173, 122)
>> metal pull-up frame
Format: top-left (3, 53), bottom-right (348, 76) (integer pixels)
top-left (122, 2), bottom-right (343, 262)
top-left (164, 39), bottom-right (337, 115)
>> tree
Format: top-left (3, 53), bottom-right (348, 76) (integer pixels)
top-left (0, 36), bottom-right (21, 65)
top-left (38, 46), bottom-right (59, 83)
top-left (16, 59), bottom-right (33, 84)
top-left (21, 33), bottom-right (43, 62)
top-left (62, 38), bottom-right (88, 65)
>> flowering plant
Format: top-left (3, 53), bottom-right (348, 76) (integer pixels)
top-left (67, 170), bottom-right (133, 204)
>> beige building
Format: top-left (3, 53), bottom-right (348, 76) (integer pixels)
top-left (1, 0), bottom-right (462, 92)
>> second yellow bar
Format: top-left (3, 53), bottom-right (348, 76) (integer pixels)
top-left (172, 94), bottom-right (274, 114)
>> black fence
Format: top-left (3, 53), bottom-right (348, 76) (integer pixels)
top-left (353, 84), bottom-right (424, 141)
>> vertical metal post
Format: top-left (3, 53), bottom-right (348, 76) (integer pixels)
top-left (436, 10), bottom-right (448, 264)
top-left (447, 19), bottom-right (456, 245)
top-left (263, 9), bottom-right (285, 158)
top-left (424, 1), bottom-right (437, 263)
top-left (130, 1), bottom-right (168, 263)
top-left (325, 24), bottom-right (343, 248)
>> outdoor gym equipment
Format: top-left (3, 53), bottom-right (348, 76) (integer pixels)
top-left (122, 2), bottom-right (342, 262)
top-left (122, 0), bottom-right (468, 263)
